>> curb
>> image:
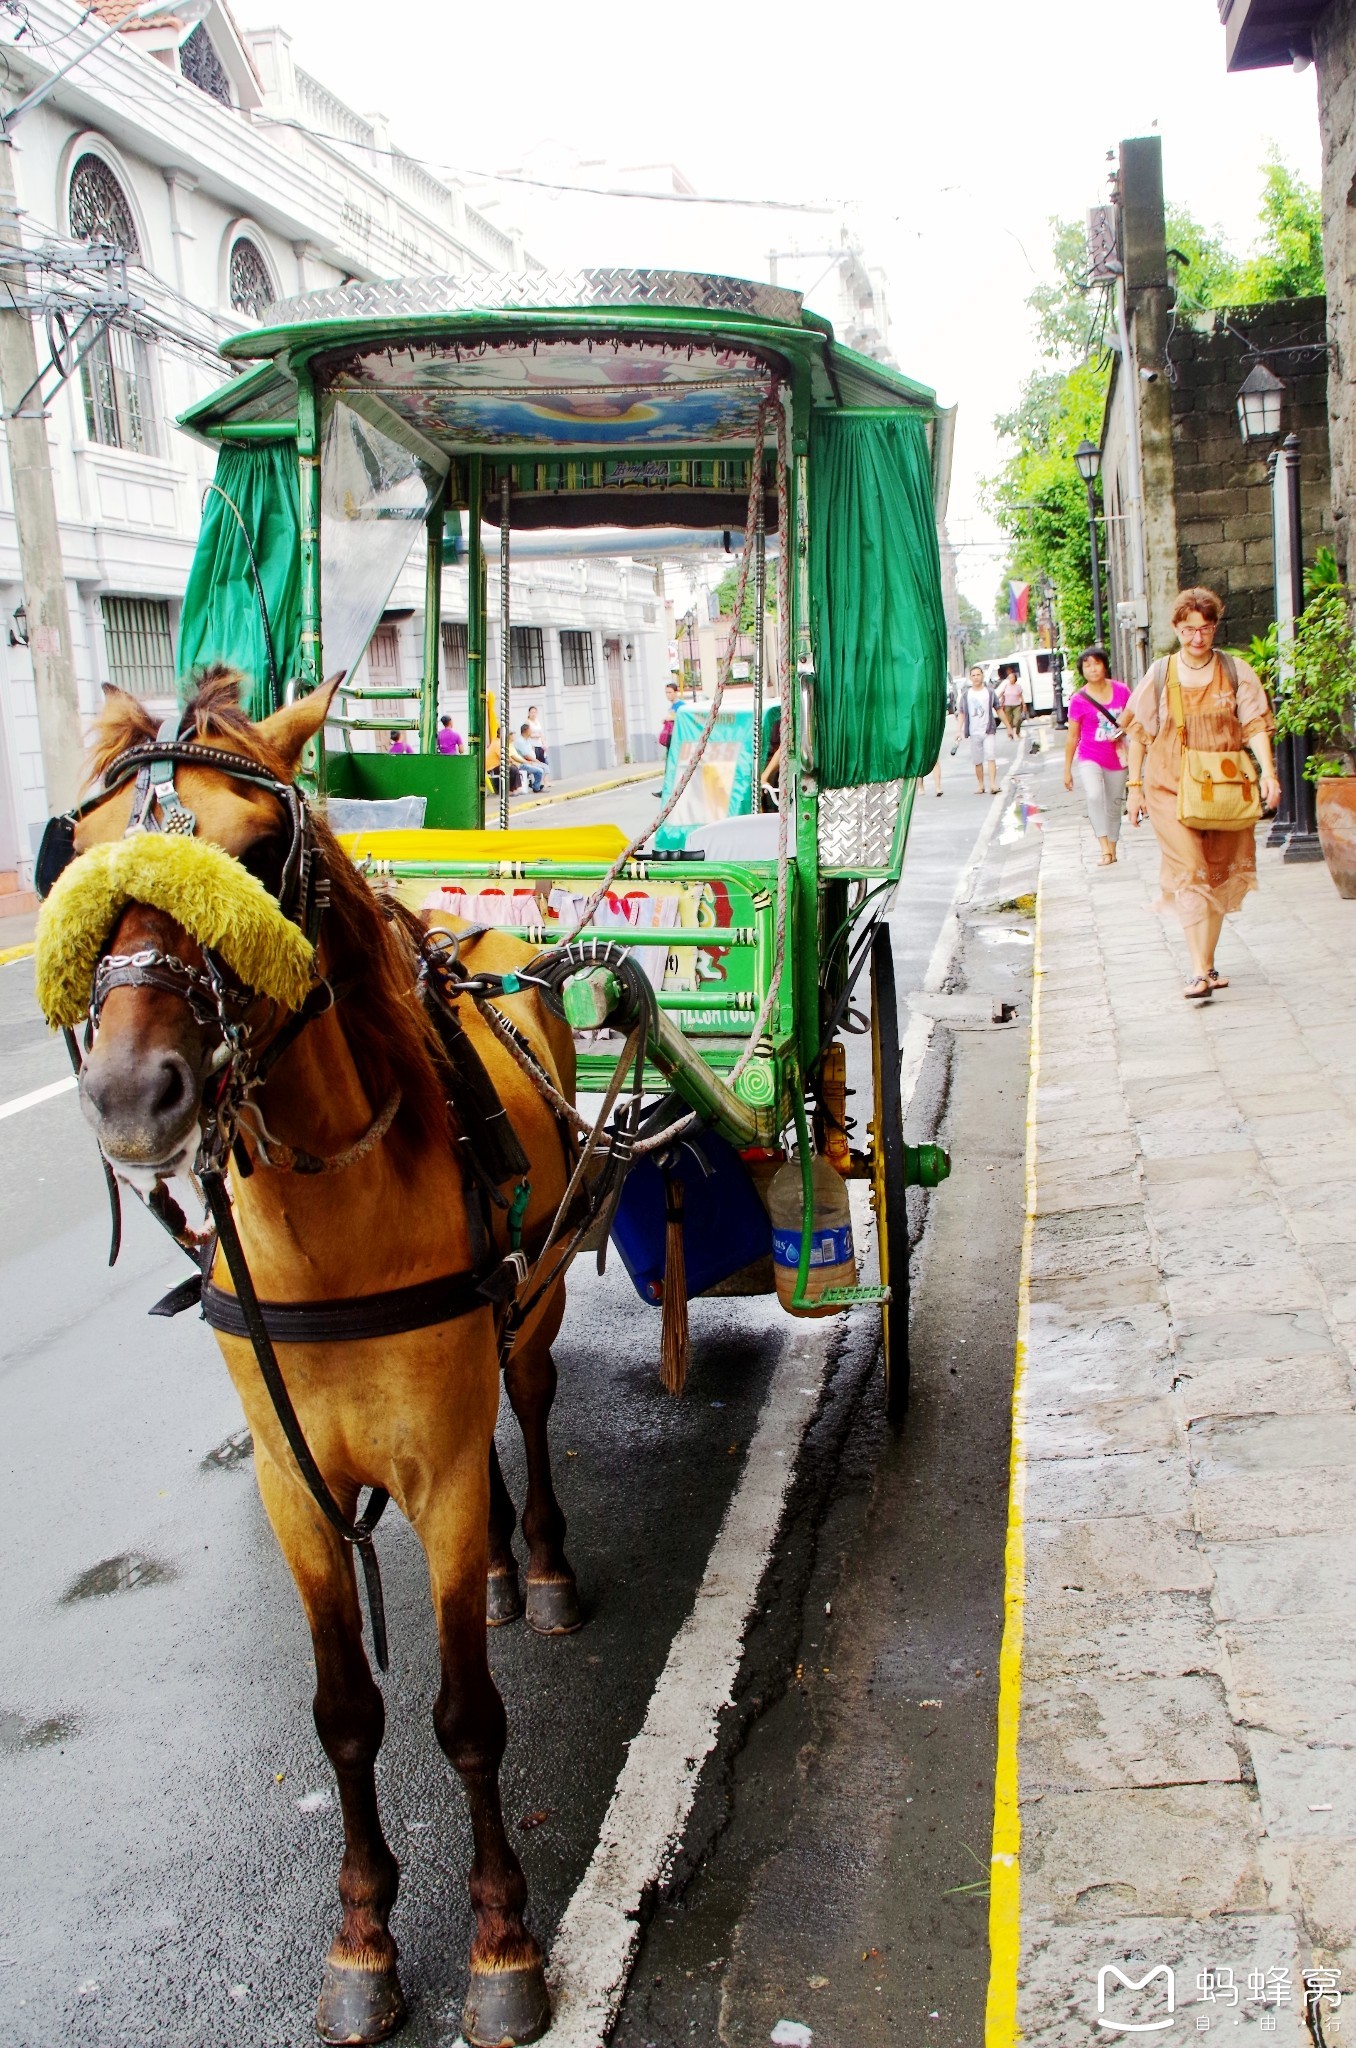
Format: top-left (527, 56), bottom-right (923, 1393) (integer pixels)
top-left (510, 763), bottom-right (658, 815)
top-left (0, 940), bottom-right (34, 966)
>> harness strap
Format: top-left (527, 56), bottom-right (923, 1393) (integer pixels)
top-left (200, 1170), bottom-right (393, 1671)
top-left (199, 1260), bottom-right (496, 1344)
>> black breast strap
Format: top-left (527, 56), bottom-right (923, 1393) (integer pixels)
top-left (199, 1264), bottom-right (497, 1344)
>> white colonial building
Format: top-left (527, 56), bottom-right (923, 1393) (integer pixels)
top-left (0, 0), bottom-right (668, 898)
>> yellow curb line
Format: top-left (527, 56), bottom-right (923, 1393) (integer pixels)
top-left (0, 939), bottom-right (35, 965)
top-left (984, 863), bottom-right (1042, 2047)
top-left (510, 763), bottom-right (656, 815)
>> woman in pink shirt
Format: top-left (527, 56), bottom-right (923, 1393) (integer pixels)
top-left (1063, 646), bottom-right (1130, 865)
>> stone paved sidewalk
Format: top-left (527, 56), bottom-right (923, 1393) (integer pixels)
top-left (1001, 767), bottom-right (1356, 2045)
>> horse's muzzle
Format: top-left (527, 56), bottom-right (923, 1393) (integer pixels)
top-left (79, 1037), bottom-right (203, 1173)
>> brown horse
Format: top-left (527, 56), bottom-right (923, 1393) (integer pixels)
top-left (67, 672), bottom-right (580, 2047)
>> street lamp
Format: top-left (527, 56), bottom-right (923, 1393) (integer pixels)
top-left (1236, 360), bottom-right (1286, 445)
top-left (1073, 438), bottom-right (1105, 645)
top-left (1039, 574), bottom-right (1066, 726)
top-left (1234, 361), bottom-right (1319, 857)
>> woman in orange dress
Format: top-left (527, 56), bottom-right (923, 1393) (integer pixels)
top-left (1124, 587), bottom-right (1281, 999)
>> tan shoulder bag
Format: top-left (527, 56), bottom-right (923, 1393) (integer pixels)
top-left (1165, 654), bottom-right (1262, 832)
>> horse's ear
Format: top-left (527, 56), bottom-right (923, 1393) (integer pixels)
top-left (253, 674), bottom-right (344, 774)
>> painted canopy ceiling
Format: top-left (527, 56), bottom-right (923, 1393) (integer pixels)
top-left (327, 338), bottom-right (777, 450)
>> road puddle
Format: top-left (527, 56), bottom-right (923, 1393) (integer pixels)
top-left (60, 1552), bottom-right (177, 1602)
top-left (202, 1426), bottom-right (253, 1471)
top-left (0, 1709), bottom-right (77, 1751)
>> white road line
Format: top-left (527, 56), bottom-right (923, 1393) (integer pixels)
top-left (541, 746), bottom-right (1024, 2044)
top-left (0, 1075), bottom-right (77, 1123)
top-left (899, 736), bottom-right (1028, 1118)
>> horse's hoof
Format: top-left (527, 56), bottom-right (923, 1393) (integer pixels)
top-left (462, 1961), bottom-right (550, 2046)
top-left (525, 1575), bottom-right (583, 1635)
top-left (487, 1569), bottom-right (524, 1627)
top-left (315, 1959), bottom-right (406, 2044)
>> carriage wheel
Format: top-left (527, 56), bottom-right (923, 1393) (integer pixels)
top-left (870, 922), bottom-right (910, 1423)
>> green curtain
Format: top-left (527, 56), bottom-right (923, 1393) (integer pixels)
top-left (176, 441), bottom-right (301, 720)
top-left (809, 410), bottom-right (948, 789)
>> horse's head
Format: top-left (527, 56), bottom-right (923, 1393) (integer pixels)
top-left (37, 669), bottom-right (337, 1179)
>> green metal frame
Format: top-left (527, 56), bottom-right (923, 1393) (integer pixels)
top-left (175, 283), bottom-right (945, 1307)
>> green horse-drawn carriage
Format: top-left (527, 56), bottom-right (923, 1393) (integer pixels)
top-left (176, 267), bottom-right (951, 1417)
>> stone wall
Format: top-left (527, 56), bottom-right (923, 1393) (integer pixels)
top-left (1167, 298), bottom-right (1333, 651)
top-left (1314, 0), bottom-right (1356, 576)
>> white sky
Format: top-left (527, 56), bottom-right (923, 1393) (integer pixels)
top-left (244, 0), bottom-right (1322, 613)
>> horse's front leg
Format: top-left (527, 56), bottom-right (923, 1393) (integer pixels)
top-left (419, 1461), bottom-right (550, 2047)
top-left (254, 1450), bottom-right (405, 2045)
top-left (505, 1328), bottom-right (581, 1636)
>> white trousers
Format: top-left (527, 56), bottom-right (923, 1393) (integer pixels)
top-left (1078, 757), bottom-right (1128, 843)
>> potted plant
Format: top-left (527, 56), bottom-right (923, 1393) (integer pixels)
top-left (1271, 580), bottom-right (1356, 898)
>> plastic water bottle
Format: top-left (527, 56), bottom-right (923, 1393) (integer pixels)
top-left (766, 1154), bottom-right (857, 1317)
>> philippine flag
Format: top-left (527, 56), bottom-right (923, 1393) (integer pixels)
top-left (1007, 580), bottom-right (1030, 625)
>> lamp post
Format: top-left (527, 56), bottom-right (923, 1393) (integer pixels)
top-left (1073, 439), bottom-right (1105, 646)
top-left (1039, 574), bottom-right (1066, 726)
top-left (1236, 362), bottom-right (1320, 859)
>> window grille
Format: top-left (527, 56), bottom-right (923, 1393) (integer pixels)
top-left (509, 626), bottom-right (545, 694)
top-left (440, 621), bottom-right (469, 691)
top-left (101, 597), bottom-right (176, 699)
top-left (69, 154), bottom-right (139, 253)
top-left (180, 24), bottom-right (232, 105)
top-left (560, 629), bottom-right (596, 688)
top-left (229, 238), bottom-right (274, 320)
top-left (81, 326), bottom-right (158, 455)
top-left (70, 156), bottom-right (156, 453)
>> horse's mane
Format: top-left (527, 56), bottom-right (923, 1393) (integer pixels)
top-left (92, 670), bottom-right (448, 1152)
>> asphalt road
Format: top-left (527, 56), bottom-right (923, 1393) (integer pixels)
top-left (0, 730), bottom-right (1038, 2048)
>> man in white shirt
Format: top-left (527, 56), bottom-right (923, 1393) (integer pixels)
top-left (955, 665), bottom-right (1000, 795)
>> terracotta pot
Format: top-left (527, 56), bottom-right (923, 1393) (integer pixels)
top-left (1315, 777), bottom-right (1356, 898)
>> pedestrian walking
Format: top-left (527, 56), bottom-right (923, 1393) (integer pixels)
top-left (1124, 587), bottom-right (1281, 999)
top-left (956, 663), bottom-right (999, 795)
top-left (658, 679), bottom-right (680, 752)
top-left (1063, 646), bottom-right (1130, 866)
top-left (387, 729), bottom-right (412, 755)
top-left (996, 663), bottom-right (1025, 740)
top-left (436, 715), bottom-right (464, 755)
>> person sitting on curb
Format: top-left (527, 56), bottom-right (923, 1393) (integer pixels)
top-left (511, 723), bottom-right (546, 794)
top-left (955, 663), bottom-right (1000, 795)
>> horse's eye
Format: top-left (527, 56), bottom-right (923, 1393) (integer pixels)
top-left (239, 836), bottom-right (285, 896)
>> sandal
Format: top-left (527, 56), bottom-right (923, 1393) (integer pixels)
top-left (1207, 969), bottom-right (1229, 989)
top-left (1183, 976), bottom-right (1214, 1000)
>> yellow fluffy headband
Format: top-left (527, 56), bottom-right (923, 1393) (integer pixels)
top-left (34, 832), bottom-right (316, 1030)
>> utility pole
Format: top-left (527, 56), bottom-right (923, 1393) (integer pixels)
top-left (0, 0), bottom-right (202, 821)
top-left (0, 133), bottom-right (84, 814)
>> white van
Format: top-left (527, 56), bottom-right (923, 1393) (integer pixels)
top-left (977, 649), bottom-right (1069, 715)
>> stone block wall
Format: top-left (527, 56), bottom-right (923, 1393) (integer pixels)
top-left (1167, 298), bottom-right (1333, 651)
top-left (1314, 0), bottom-right (1356, 578)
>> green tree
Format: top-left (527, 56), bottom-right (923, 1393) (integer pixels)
top-left (1236, 152), bottom-right (1325, 301)
top-left (1165, 204), bottom-right (1244, 314)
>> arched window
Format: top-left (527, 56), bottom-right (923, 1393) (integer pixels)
top-left (229, 237), bottom-right (274, 320)
top-left (68, 152), bottom-right (156, 455)
top-left (180, 24), bottom-right (232, 106)
top-left (69, 152), bottom-right (140, 254)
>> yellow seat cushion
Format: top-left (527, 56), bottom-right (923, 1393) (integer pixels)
top-left (335, 825), bottom-right (630, 865)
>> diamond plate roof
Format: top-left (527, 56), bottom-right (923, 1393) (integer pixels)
top-left (261, 268), bottom-right (805, 330)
